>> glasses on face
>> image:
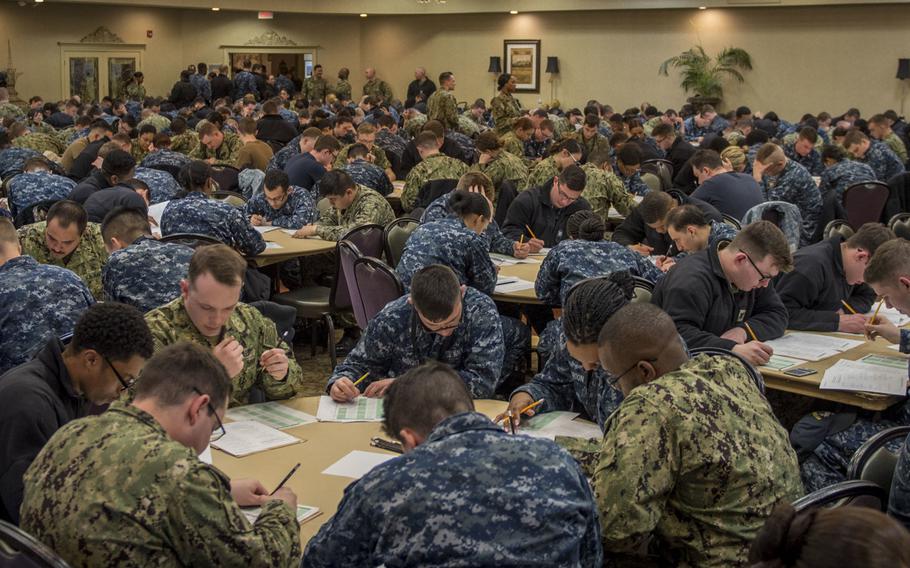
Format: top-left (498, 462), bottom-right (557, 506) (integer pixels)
top-left (192, 387), bottom-right (226, 442)
top-left (556, 184), bottom-right (580, 203)
top-left (418, 303), bottom-right (463, 333)
top-left (103, 356), bottom-right (135, 392)
top-left (743, 250), bottom-right (773, 282)
top-left (567, 152), bottom-right (580, 166)
top-left (607, 358), bottom-right (658, 389)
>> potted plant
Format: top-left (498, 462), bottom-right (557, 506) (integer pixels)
top-left (658, 45), bottom-right (753, 110)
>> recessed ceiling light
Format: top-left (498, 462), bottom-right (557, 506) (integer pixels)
top-left (211, 6), bottom-right (220, 10)
top-left (509, 10), bottom-right (518, 14)
top-left (698, 5), bottom-right (707, 9)
top-left (35, 0), bottom-right (44, 3)
top-left (360, 13), bottom-right (368, 17)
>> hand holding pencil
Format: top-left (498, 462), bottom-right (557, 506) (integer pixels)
top-left (864, 299), bottom-right (901, 343)
top-left (495, 393), bottom-right (545, 430)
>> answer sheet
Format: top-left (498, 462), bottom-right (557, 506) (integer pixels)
top-left (211, 420), bottom-right (302, 457)
top-left (763, 333), bottom-right (863, 361)
top-left (316, 395), bottom-right (384, 422)
top-left (227, 402), bottom-right (317, 430)
top-left (820, 359), bottom-right (908, 396)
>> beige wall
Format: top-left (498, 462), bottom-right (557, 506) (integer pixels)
top-left (3, 3), bottom-right (910, 119)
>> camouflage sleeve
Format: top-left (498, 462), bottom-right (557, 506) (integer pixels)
top-left (331, 148), bottom-right (349, 171)
top-left (901, 329), bottom-right (910, 354)
top-left (443, 96), bottom-right (458, 129)
top-left (486, 221), bottom-right (515, 256)
top-left (327, 311), bottom-right (398, 392)
top-left (221, 138), bottom-right (244, 167)
top-left (144, 310), bottom-right (176, 351)
top-left (458, 304), bottom-right (504, 398)
top-left (593, 396), bottom-right (677, 556)
top-left (534, 249), bottom-right (562, 306)
top-left (190, 143), bottom-right (207, 161)
top-left (271, 192), bottom-right (317, 229)
top-left (302, 481), bottom-right (375, 567)
top-left (170, 465), bottom-right (301, 567)
top-left (889, 433), bottom-right (910, 530)
top-left (381, 82), bottom-right (394, 103)
top-left (465, 238), bottom-right (497, 296)
top-left (608, 176), bottom-right (635, 217)
top-left (315, 198), bottom-right (382, 241)
top-left (254, 312), bottom-right (305, 401)
top-left (244, 194), bottom-right (268, 219)
top-left (400, 169), bottom-right (422, 212)
top-left (373, 148), bottom-right (390, 171)
top-left (513, 343), bottom-right (585, 415)
top-left (632, 253), bottom-right (665, 285)
top-left (227, 208), bottom-right (267, 256)
top-left (378, 170), bottom-right (394, 196)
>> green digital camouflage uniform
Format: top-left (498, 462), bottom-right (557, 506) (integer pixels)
top-left (192, 132), bottom-right (244, 167)
top-left (643, 116), bottom-right (663, 136)
top-left (471, 151), bottom-right (530, 199)
top-left (362, 78), bottom-right (394, 103)
top-left (781, 131), bottom-right (824, 151)
top-left (302, 77), bottom-right (330, 103)
top-left (126, 82), bottom-right (146, 101)
top-left (171, 130), bottom-right (200, 155)
top-left (20, 401), bottom-right (301, 568)
top-left (885, 131), bottom-right (909, 164)
top-left (401, 153), bottom-right (468, 211)
top-left (138, 113), bottom-right (171, 134)
top-left (491, 91), bottom-right (521, 136)
top-left (131, 139), bottom-right (151, 163)
top-left (332, 144), bottom-right (391, 172)
top-left (592, 354), bottom-right (803, 567)
top-left (581, 163), bottom-right (635, 219)
top-left (527, 155), bottom-right (561, 188)
top-left (18, 221), bottom-right (107, 300)
top-left (145, 297), bottom-right (305, 407)
top-left (499, 132), bottom-right (525, 159)
top-left (333, 80), bottom-right (352, 102)
top-left (314, 185), bottom-right (395, 241)
top-left (456, 114), bottom-right (482, 137)
top-left (549, 113), bottom-right (572, 139)
top-left (404, 113), bottom-right (429, 139)
top-left (569, 131), bottom-right (610, 159)
top-left (13, 132), bottom-right (65, 155)
top-left (426, 90), bottom-right (458, 130)
top-left (0, 101), bottom-right (24, 120)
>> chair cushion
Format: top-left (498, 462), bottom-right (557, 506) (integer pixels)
top-left (271, 285), bottom-right (331, 317)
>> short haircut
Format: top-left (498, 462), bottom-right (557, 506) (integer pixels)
top-left (729, 220), bottom-right (794, 272)
top-left (438, 71), bottom-right (453, 84)
top-left (238, 117), bottom-right (257, 136)
top-left (382, 362), bottom-right (473, 441)
top-left (139, 124), bottom-right (157, 137)
top-left (552, 138), bottom-right (581, 157)
top-left (744, 130), bottom-right (770, 147)
top-left (563, 272), bottom-right (634, 344)
top-left (690, 149), bottom-right (724, 171)
top-left (559, 164), bottom-right (586, 192)
top-left (868, 113), bottom-right (888, 126)
top-left (170, 117), bottom-right (188, 135)
top-left (651, 123), bottom-right (676, 139)
top-left (755, 143), bottom-right (784, 165)
top-left (314, 135), bottom-right (342, 153)
top-left (301, 126), bottom-right (323, 140)
top-left (865, 238), bottom-right (910, 285)
top-left (475, 131), bottom-right (503, 152)
top-left (187, 244), bottom-right (246, 287)
top-left (153, 133), bottom-right (171, 148)
top-left (90, 119), bottom-right (113, 132)
top-left (101, 207), bottom-right (152, 243)
top-left (376, 114), bottom-right (395, 128)
top-left (539, 118), bottom-right (555, 132)
top-left (410, 264), bottom-right (461, 321)
top-left (455, 172), bottom-right (494, 199)
top-left (597, 302), bottom-right (678, 364)
top-left (98, 141), bottom-right (125, 160)
top-left (821, 143), bottom-right (848, 162)
top-left (842, 129), bottom-right (869, 148)
top-left (263, 169), bottom-right (289, 192)
top-left (70, 302), bottom-right (154, 362)
top-left (735, 106), bottom-right (752, 118)
top-left (665, 204), bottom-right (709, 231)
top-left (23, 156), bottom-right (50, 171)
top-left (638, 191), bottom-right (675, 224)
top-left (415, 131), bottom-right (440, 150)
top-left (101, 149), bottom-right (136, 178)
top-left (347, 143), bottom-right (369, 160)
top-left (262, 100), bottom-right (279, 115)
top-left (513, 117), bottom-right (533, 132)
top-left (587, 148), bottom-right (611, 168)
top-left (319, 169), bottom-right (356, 197)
top-left (448, 190), bottom-right (491, 220)
top-left (421, 120), bottom-right (445, 139)
top-left (566, 210), bottom-right (605, 241)
top-left (583, 114), bottom-right (599, 128)
top-left (46, 200), bottom-right (88, 234)
top-left (844, 223), bottom-right (894, 255)
top-left (797, 126), bottom-right (819, 144)
top-left (197, 122), bottom-right (221, 139)
top-left (356, 122), bottom-right (376, 136)
top-left (0, 218), bottom-right (18, 247)
top-left (134, 342), bottom-right (232, 410)
top-left (616, 143), bottom-right (642, 166)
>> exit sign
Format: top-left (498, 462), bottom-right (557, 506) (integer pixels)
top-left (258, 11), bottom-right (273, 19)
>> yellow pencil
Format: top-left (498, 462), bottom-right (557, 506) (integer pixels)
top-left (744, 322), bottom-right (758, 342)
top-left (518, 399), bottom-right (545, 415)
top-left (524, 224), bottom-right (538, 240)
top-left (869, 299), bottom-right (884, 324)
top-left (351, 372), bottom-right (370, 387)
top-left (519, 234), bottom-right (524, 244)
top-left (841, 300), bottom-right (858, 315)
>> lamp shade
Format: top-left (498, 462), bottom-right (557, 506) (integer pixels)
top-left (545, 56), bottom-right (560, 74)
top-left (488, 56), bottom-right (502, 74)
top-left (898, 58), bottom-right (910, 80)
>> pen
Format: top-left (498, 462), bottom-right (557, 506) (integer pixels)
top-left (270, 462), bottom-right (301, 495)
top-left (524, 224), bottom-right (538, 240)
top-left (744, 322), bottom-right (758, 342)
top-left (351, 372), bottom-right (370, 387)
top-left (841, 300), bottom-right (858, 315)
top-left (869, 299), bottom-right (884, 324)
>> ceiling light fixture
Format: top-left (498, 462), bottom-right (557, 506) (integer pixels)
top-left (510, 10), bottom-right (518, 14)
top-left (698, 5), bottom-right (707, 9)
top-left (211, 6), bottom-right (220, 11)
top-left (360, 13), bottom-right (368, 17)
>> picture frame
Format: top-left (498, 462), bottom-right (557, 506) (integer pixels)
top-left (503, 39), bottom-right (541, 93)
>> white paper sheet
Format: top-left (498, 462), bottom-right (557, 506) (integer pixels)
top-left (316, 395), bottom-right (384, 422)
top-left (763, 333), bottom-right (863, 361)
top-left (148, 201), bottom-right (168, 226)
top-left (820, 359), bottom-right (908, 396)
top-left (489, 253), bottom-right (540, 266)
top-left (321, 450), bottom-right (396, 479)
top-left (198, 445), bottom-right (213, 465)
top-left (227, 402), bottom-right (317, 430)
top-left (517, 411), bottom-right (602, 440)
top-left (264, 242), bottom-right (283, 250)
top-left (211, 421), bottom-right (302, 457)
top-left (864, 305), bottom-right (910, 327)
top-left (254, 225), bottom-right (281, 234)
top-left (242, 504), bottom-right (320, 524)
top-left (494, 279), bottom-right (536, 294)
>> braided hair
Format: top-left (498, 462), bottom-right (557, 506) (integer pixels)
top-left (176, 160), bottom-right (213, 198)
top-left (566, 210), bottom-right (606, 241)
top-left (562, 271), bottom-right (635, 345)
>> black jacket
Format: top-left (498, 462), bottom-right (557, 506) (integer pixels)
top-left (775, 236), bottom-right (876, 332)
top-left (68, 169), bottom-right (109, 204)
top-left (83, 185), bottom-right (148, 223)
top-left (690, 172), bottom-right (765, 221)
top-left (257, 115), bottom-right (298, 147)
top-left (169, 80), bottom-right (197, 109)
top-left (0, 339), bottom-right (88, 523)
top-left (651, 243), bottom-right (789, 350)
top-left (47, 111), bottom-right (74, 129)
top-left (668, 137), bottom-right (697, 186)
top-left (69, 138), bottom-right (109, 181)
top-left (611, 190), bottom-right (722, 255)
top-left (400, 137), bottom-right (471, 178)
top-left (211, 75), bottom-right (233, 101)
top-left (501, 184), bottom-right (591, 247)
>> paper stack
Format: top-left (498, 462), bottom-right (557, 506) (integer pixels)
top-left (763, 333), bottom-right (864, 362)
top-left (820, 359), bottom-right (908, 396)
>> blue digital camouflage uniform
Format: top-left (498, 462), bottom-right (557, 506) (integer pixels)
top-left (238, 168), bottom-right (266, 201)
top-left (819, 160), bottom-right (877, 200)
top-left (189, 73), bottom-right (211, 102)
top-left (20, 401), bottom-right (301, 568)
top-left (535, 240), bottom-right (664, 307)
top-left (0, 147), bottom-right (42, 180)
top-left (139, 150), bottom-right (192, 177)
top-left (375, 129), bottom-right (407, 161)
top-left (420, 191), bottom-right (515, 256)
top-left (161, 192), bottom-right (266, 256)
top-left (513, 326), bottom-right (623, 431)
top-left (302, 411), bottom-right (602, 568)
top-left (859, 139), bottom-right (905, 182)
top-left (593, 353), bottom-right (804, 566)
top-left (134, 166), bottom-right (181, 204)
top-left (328, 288), bottom-right (507, 398)
top-left (745, 143), bottom-right (763, 175)
top-left (401, 153), bottom-right (469, 211)
top-left (233, 70), bottom-right (259, 100)
top-left (275, 74), bottom-right (295, 96)
top-left (525, 136), bottom-right (552, 161)
top-left (145, 298), bottom-right (305, 407)
top-left (101, 236), bottom-right (194, 313)
top-left (741, 201), bottom-right (802, 252)
top-left (7, 172), bottom-right (76, 217)
top-left (447, 131), bottom-right (476, 164)
top-left (784, 142), bottom-right (824, 176)
top-left (889, 362), bottom-right (910, 529)
top-left (618, 170), bottom-right (650, 197)
top-left (0, 256), bottom-right (94, 374)
top-left (341, 158), bottom-right (394, 196)
top-left (18, 221), bottom-right (107, 300)
top-left (397, 218), bottom-right (498, 295)
top-left (760, 159), bottom-right (822, 246)
top-left (267, 138), bottom-right (300, 172)
top-left (243, 186), bottom-right (317, 229)
top-left (682, 116), bottom-right (729, 141)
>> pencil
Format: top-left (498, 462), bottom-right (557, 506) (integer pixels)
top-left (519, 234), bottom-right (524, 244)
top-left (351, 372), bottom-right (370, 387)
top-left (869, 299), bottom-right (884, 324)
top-left (506, 410), bottom-right (515, 434)
top-left (270, 462), bottom-right (301, 495)
top-left (518, 399), bottom-right (545, 415)
top-left (841, 300), bottom-right (858, 315)
top-left (744, 322), bottom-right (758, 342)
top-left (524, 224), bottom-right (538, 240)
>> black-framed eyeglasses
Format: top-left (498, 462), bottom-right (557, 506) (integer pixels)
top-left (743, 250), bottom-right (772, 282)
top-left (607, 358), bottom-right (658, 390)
top-left (556, 184), bottom-right (580, 203)
top-left (103, 356), bottom-right (135, 392)
top-left (418, 304), bottom-right (463, 333)
top-left (192, 387), bottom-right (226, 442)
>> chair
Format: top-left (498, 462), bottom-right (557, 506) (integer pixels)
top-left (159, 233), bottom-right (223, 248)
top-left (383, 217), bottom-right (420, 268)
top-left (414, 178), bottom-right (459, 210)
top-left (721, 214), bottom-right (742, 230)
top-left (13, 199), bottom-right (58, 228)
top-left (495, 179), bottom-right (519, 227)
top-left (353, 256), bottom-right (405, 325)
top-left (760, 207), bottom-right (782, 228)
top-left (338, 240), bottom-right (367, 329)
top-left (688, 347), bottom-right (765, 394)
top-left (0, 520), bottom-right (71, 567)
top-left (210, 165), bottom-right (241, 194)
top-left (792, 480), bottom-right (888, 513)
top-left (842, 181), bottom-right (890, 229)
top-left (889, 212), bottom-right (910, 240)
top-left (847, 425), bottom-right (910, 499)
top-left (631, 276), bottom-right (654, 304)
top-left (641, 159), bottom-right (674, 191)
top-left (212, 190), bottom-right (247, 207)
top-left (823, 219), bottom-right (855, 241)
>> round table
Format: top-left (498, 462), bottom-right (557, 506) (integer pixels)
top-left (254, 230), bottom-right (336, 268)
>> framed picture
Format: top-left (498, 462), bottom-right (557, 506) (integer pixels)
top-left (503, 39), bottom-right (541, 93)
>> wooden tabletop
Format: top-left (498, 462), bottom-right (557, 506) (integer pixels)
top-left (493, 259), bottom-right (543, 304)
top-left (253, 230), bottom-right (336, 267)
top-left (213, 397), bottom-right (508, 546)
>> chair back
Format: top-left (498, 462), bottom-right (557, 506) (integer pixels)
top-left (631, 275), bottom-right (654, 304)
top-left (823, 219), bottom-right (854, 241)
top-left (792, 480), bottom-right (888, 513)
top-left (843, 181), bottom-right (890, 229)
top-left (145, 161), bottom-right (184, 180)
top-left (335, 240), bottom-right (364, 321)
top-left (721, 214), bottom-right (742, 230)
top-left (641, 159), bottom-right (674, 190)
top-left (415, 178), bottom-right (459, 210)
top-left (14, 199), bottom-right (58, 228)
top-left (340, 224), bottom-right (385, 260)
top-left (495, 179), bottom-right (519, 227)
top-left (383, 217), bottom-right (420, 267)
top-left (212, 190), bottom-right (247, 207)
top-left (159, 233), bottom-right (223, 248)
top-left (0, 520), bottom-right (71, 568)
top-left (847, 425), bottom-right (910, 498)
top-left (688, 347), bottom-right (765, 394)
top-left (353, 256), bottom-right (405, 325)
top-left (760, 207), bottom-right (782, 228)
top-left (210, 165), bottom-right (241, 194)
top-left (889, 212), bottom-right (910, 240)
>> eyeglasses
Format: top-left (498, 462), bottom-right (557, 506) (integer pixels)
top-left (567, 152), bottom-right (580, 166)
top-left (556, 184), bottom-right (580, 203)
top-left (607, 358), bottom-right (658, 390)
top-left (742, 250), bottom-right (773, 282)
top-left (192, 387), bottom-right (226, 442)
top-left (418, 303), bottom-right (463, 333)
top-left (103, 356), bottom-right (135, 392)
